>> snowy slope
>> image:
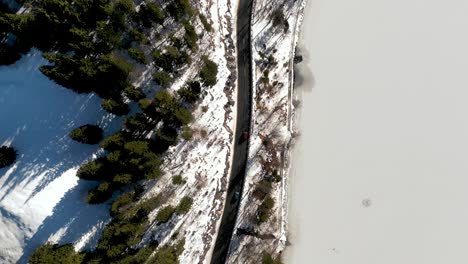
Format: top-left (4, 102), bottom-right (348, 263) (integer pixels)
top-left (0, 50), bottom-right (122, 263)
top-left (0, 1), bottom-right (238, 263)
top-left (226, 0), bottom-right (307, 262)
top-left (139, 0), bottom-right (239, 263)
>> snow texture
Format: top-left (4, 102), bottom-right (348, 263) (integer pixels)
top-left (226, 0), bottom-right (307, 262)
top-left (0, 50), bottom-right (122, 263)
top-left (0, 1), bottom-right (238, 263)
top-left (138, 0), bottom-right (239, 263)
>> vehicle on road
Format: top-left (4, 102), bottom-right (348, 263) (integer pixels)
top-left (242, 131), bottom-right (248, 141)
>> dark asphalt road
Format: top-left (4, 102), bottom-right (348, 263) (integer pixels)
top-left (210, 0), bottom-right (253, 263)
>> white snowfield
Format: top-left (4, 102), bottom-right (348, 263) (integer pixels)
top-left (287, 0), bottom-right (468, 263)
top-left (0, 50), bottom-right (122, 263)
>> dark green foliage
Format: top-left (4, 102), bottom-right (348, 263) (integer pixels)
top-left (40, 54), bottom-right (132, 98)
top-left (140, 2), bottom-right (164, 27)
top-left (101, 132), bottom-right (129, 152)
top-left (69, 124), bottom-right (103, 144)
top-left (152, 45), bottom-right (191, 74)
top-left (87, 181), bottom-right (114, 204)
top-left (124, 113), bottom-right (151, 135)
top-left (154, 90), bottom-right (192, 125)
top-left (129, 29), bottom-right (149, 44)
top-left (148, 239), bottom-right (185, 264)
top-left (257, 196), bottom-right (275, 223)
top-left (178, 81), bottom-right (201, 104)
top-left (0, 146), bottom-right (16, 168)
top-left (111, 191), bottom-right (137, 217)
top-left (138, 98), bottom-right (153, 113)
top-left (175, 196), bottom-right (192, 215)
top-left (156, 205), bottom-right (175, 223)
top-left (167, 0), bottom-right (192, 20)
top-left (29, 243), bottom-right (84, 264)
top-left (172, 175), bottom-right (185, 185)
top-left (181, 126), bottom-right (193, 141)
top-left (153, 71), bottom-right (173, 87)
top-left (200, 56), bottom-right (218, 87)
top-left (111, 0), bottom-right (135, 30)
top-left (199, 14), bottom-right (212, 32)
top-left (115, 242), bottom-right (158, 264)
top-left (152, 50), bottom-right (172, 72)
top-left (137, 195), bottom-right (162, 216)
top-left (113, 173), bottom-right (134, 186)
top-left (96, 220), bottom-right (146, 259)
top-left (182, 20), bottom-right (197, 50)
top-left (145, 168), bottom-right (162, 180)
top-left (76, 159), bottom-right (107, 181)
top-left (124, 85), bottom-right (146, 101)
top-left (128, 48), bottom-right (147, 64)
top-left (154, 126), bottom-right (179, 150)
top-left (262, 252), bottom-right (283, 264)
top-left (101, 98), bottom-right (130, 116)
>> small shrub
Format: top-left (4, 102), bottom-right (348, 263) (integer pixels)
top-left (129, 29), bottom-right (149, 44)
top-left (101, 98), bottom-right (130, 116)
top-left (156, 205), bottom-right (175, 223)
top-left (153, 71), bottom-right (173, 87)
top-left (271, 8), bottom-right (289, 32)
top-left (146, 168), bottom-right (162, 180)
top-left (199, 129), bottom-right (208, 138)
top-left (87, 182), bottom-right (114, 204)
top-left (181, 126), bottom-right (193, 141)
top-left (101, 132), bottom-right (128, 151)
top-left (201, 105), bottom-right (209, 112)
top-left (200, 56), bottom-right (218, 87)
top-left (262, 252), bottom-right (283, 264)
top-left (175, 196), bottom-right (192, 214)
top-left (199, 14), bottom-right (212, 32)
top-left (110, 191), bottom-right (136, 216)
top-left (182, 20), bottom-right (198, 50)
top-left (128, 48), bottom-right (147, 64)
top-left (69, 124), bottom-right (103, 144)
top-left (76, 159), bottom-right (106, 181)
top-left (172, 175), bottom-right (185, 185)
top-left (124, 85), bottom-right (146, 101)
top-left (113, 173), bottom-right (134, 186)
top-left (257, 196), bottom-right (274, 223)
top-left (0, 146), bottom-right (16, 168)
top-left (29, 244), bottom-right (84, 264)
top-left (178, 81), bottom-right (202, 104)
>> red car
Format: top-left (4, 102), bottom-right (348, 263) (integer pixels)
top-left (242, 131), bottom-right (249, 140)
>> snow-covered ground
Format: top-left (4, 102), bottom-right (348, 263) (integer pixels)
top-left (0, 1), bottom-right (238, 262)
top-left (0, 50), bottom-right (122, 263)
top-left (287, 0), bottom-right (468, 263)
top-left (225, 0), bottom-right (306, 262)
top-left (139, 0), bottom-right (238, 262)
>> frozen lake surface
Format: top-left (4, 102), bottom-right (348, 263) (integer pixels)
top-left (287, 0), bottom-right (468, 263)
top-left (0, 50), bottom-right (122, 263)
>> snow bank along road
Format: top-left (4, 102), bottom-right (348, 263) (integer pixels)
top-left (287, 0), bottom-right (468, 263)
top-left (211, 0), bottom-right (253, 263)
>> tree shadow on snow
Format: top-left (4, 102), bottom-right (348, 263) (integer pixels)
top-left (17, 183), bottom-right (111, 263)
top-left (0, 50), bottom-right (122, 201)
top-left (0, 49), bottom-right (123, 262)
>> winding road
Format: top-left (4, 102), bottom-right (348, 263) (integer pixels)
top-left (210, 0), bottom-right (253, 263)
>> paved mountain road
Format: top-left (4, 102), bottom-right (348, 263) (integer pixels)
top-left (210, 0), bottom-right (253, 263)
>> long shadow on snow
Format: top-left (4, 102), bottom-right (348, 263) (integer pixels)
top-left (16, 182), bottom-right (111, 263)
top-left (0, 50), bottom-right (122, 202)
